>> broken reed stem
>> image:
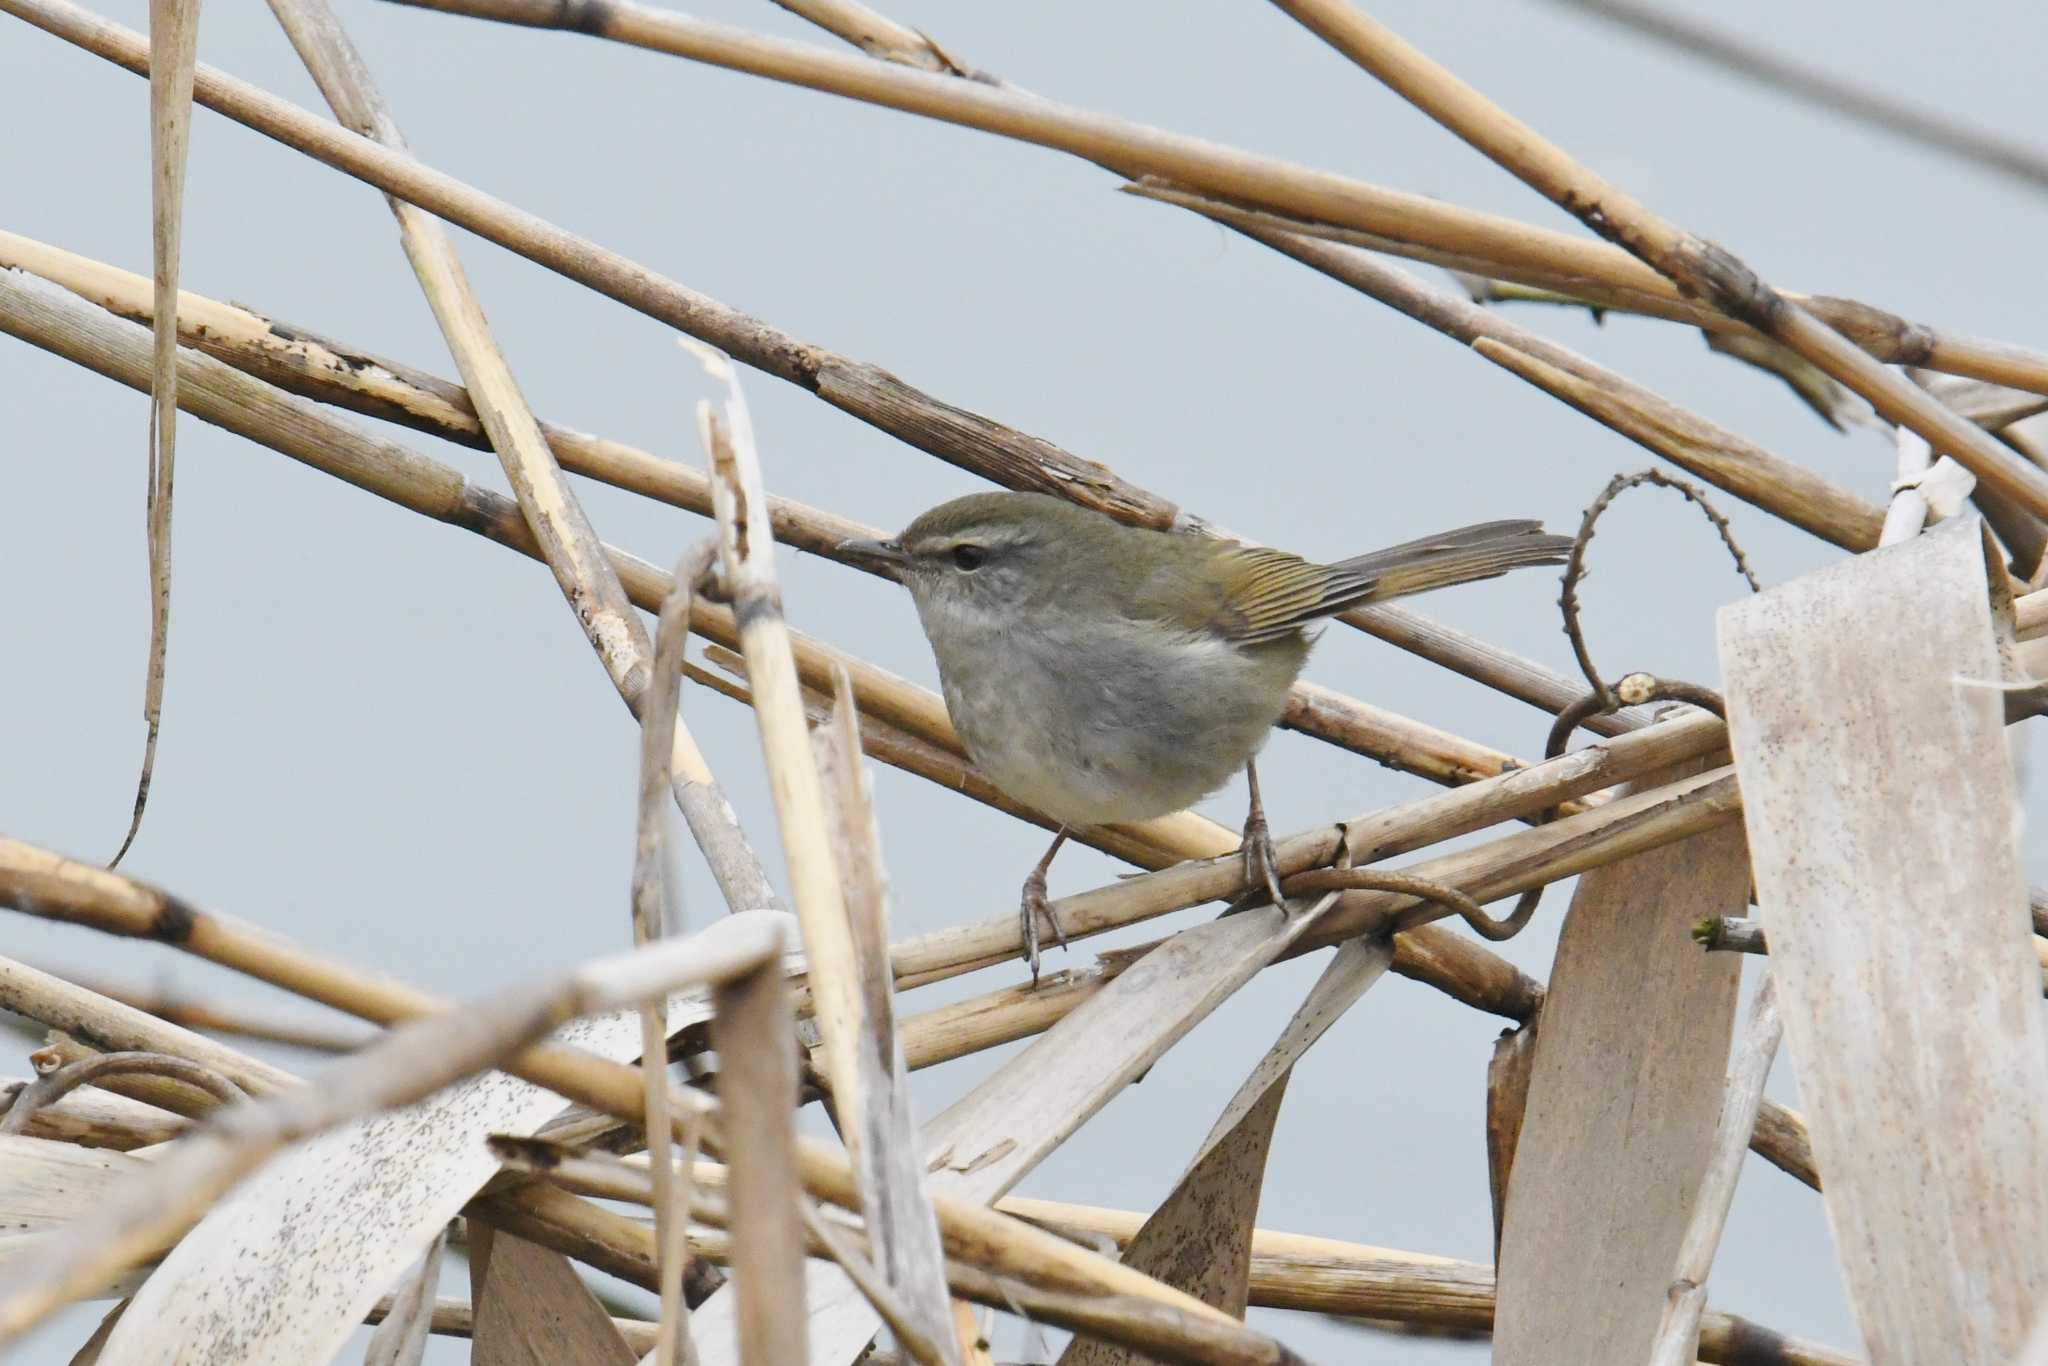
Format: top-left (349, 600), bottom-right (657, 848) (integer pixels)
top-left (634, 545), bottom-right (714, 1366)
top-left (798, 1199), bottom-right (951, 1366)
top-left (266, 1), bottom-right (787, 920)
top-left (269, 0), bottom-right (656, 705)
top-left (1266, 0), bottom-right (2048, 523)
top-left (0, 1078), bottom-right (189, 1150)
top-left (1647, 975), bottom-right (1786, 1366)
top-left (692, 347), bottom-right (867, 1140)
top-left (361, 0), bottom-right (2048, 403)
top-left (33, 1032), bottom-right (240, 1119)
top-left (0, 920), bottom-right (785, 1344)
top-left (814, 672), bottom-right (961, 1363)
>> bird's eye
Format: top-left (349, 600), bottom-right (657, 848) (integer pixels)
top-left (951, 544), bottom-right (987, 571)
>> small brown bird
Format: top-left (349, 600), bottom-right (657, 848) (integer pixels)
top-left (843, 493), bottom-right (1570, 981)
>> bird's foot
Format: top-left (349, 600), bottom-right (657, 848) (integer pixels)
top-left (1241, 804), bottom-right (1287, 910)
top-left (1020, 867), bottom-right (1069, 986)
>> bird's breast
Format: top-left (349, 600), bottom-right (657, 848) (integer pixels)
top-left (923, 605), bottom-right (1306, 827)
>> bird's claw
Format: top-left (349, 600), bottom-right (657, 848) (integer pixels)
top-left (1241, 806), bottom-right (1287, 909)
top-left (1020, 868), bottom-right (1068, 986)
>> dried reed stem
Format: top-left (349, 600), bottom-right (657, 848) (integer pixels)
top-left (0, 921), bottom-right (783, 1343)
top-left (692, 347), bottom-right (866, 1132)
top-left (18, 960), bottom-right (369, 1051)
top-left (269, 0), bottom-right (655, 707)
top-left (1165, 198), bottom-right (1884, 552)
top-left (633, 545), bottom-right (714, 1366)
top-left (1, 45), bottom-right (1669, 748)
top-left (1267, 0), bottom-right (2048, 521)
top-left (371, 0), bottom-right (2048, 400)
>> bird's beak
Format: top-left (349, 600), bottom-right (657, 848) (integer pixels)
top-left (837, 536), bottom-right (909, 572)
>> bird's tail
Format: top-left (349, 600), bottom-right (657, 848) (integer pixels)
top-left (1331, 519), bottom-right (1572, 604)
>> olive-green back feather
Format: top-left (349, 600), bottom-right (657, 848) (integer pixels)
top-left (1203, 519), bottom-right (1571, 644)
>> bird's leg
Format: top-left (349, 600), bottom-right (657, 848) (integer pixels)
top-left (1020, 827), bottom-right (1071, 986)
top-left (1241, 759), bottom-right (1287, 908)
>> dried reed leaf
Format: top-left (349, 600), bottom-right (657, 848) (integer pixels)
top-left (1482, 1021), bottom-right (1536, 1257)
top-left (707, 959), bottom-right (809, 1365)
top-left (362, 1225), bottom-right (446, 1366)
top-left (470, 1222), bottom-right (638, 1366)
top-left (1491, 756), bottom-right (1748, 1363)
top-left (111, 0), bottom-right (202, 867)
top-left (1720, 517), bottom-right (2048, 1359)
top-left (1056, 938), bottom-right (1392, 1361)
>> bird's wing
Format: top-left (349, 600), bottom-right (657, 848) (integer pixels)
top-left (1199, 545), bottom-right (1350, 645)
top-left (1191, 521), bottom-right (1570, 645)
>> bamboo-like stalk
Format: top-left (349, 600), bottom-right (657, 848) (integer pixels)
top-left (0, 920), bottom-right (785, 1344)
top-left (1265, 0), bottom-right (2048, 523)
top-left (366, 0), bottom-right (2048, 401)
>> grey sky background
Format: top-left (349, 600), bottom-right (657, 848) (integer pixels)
top-left (7, 1), bottom-right (2048, 1360)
